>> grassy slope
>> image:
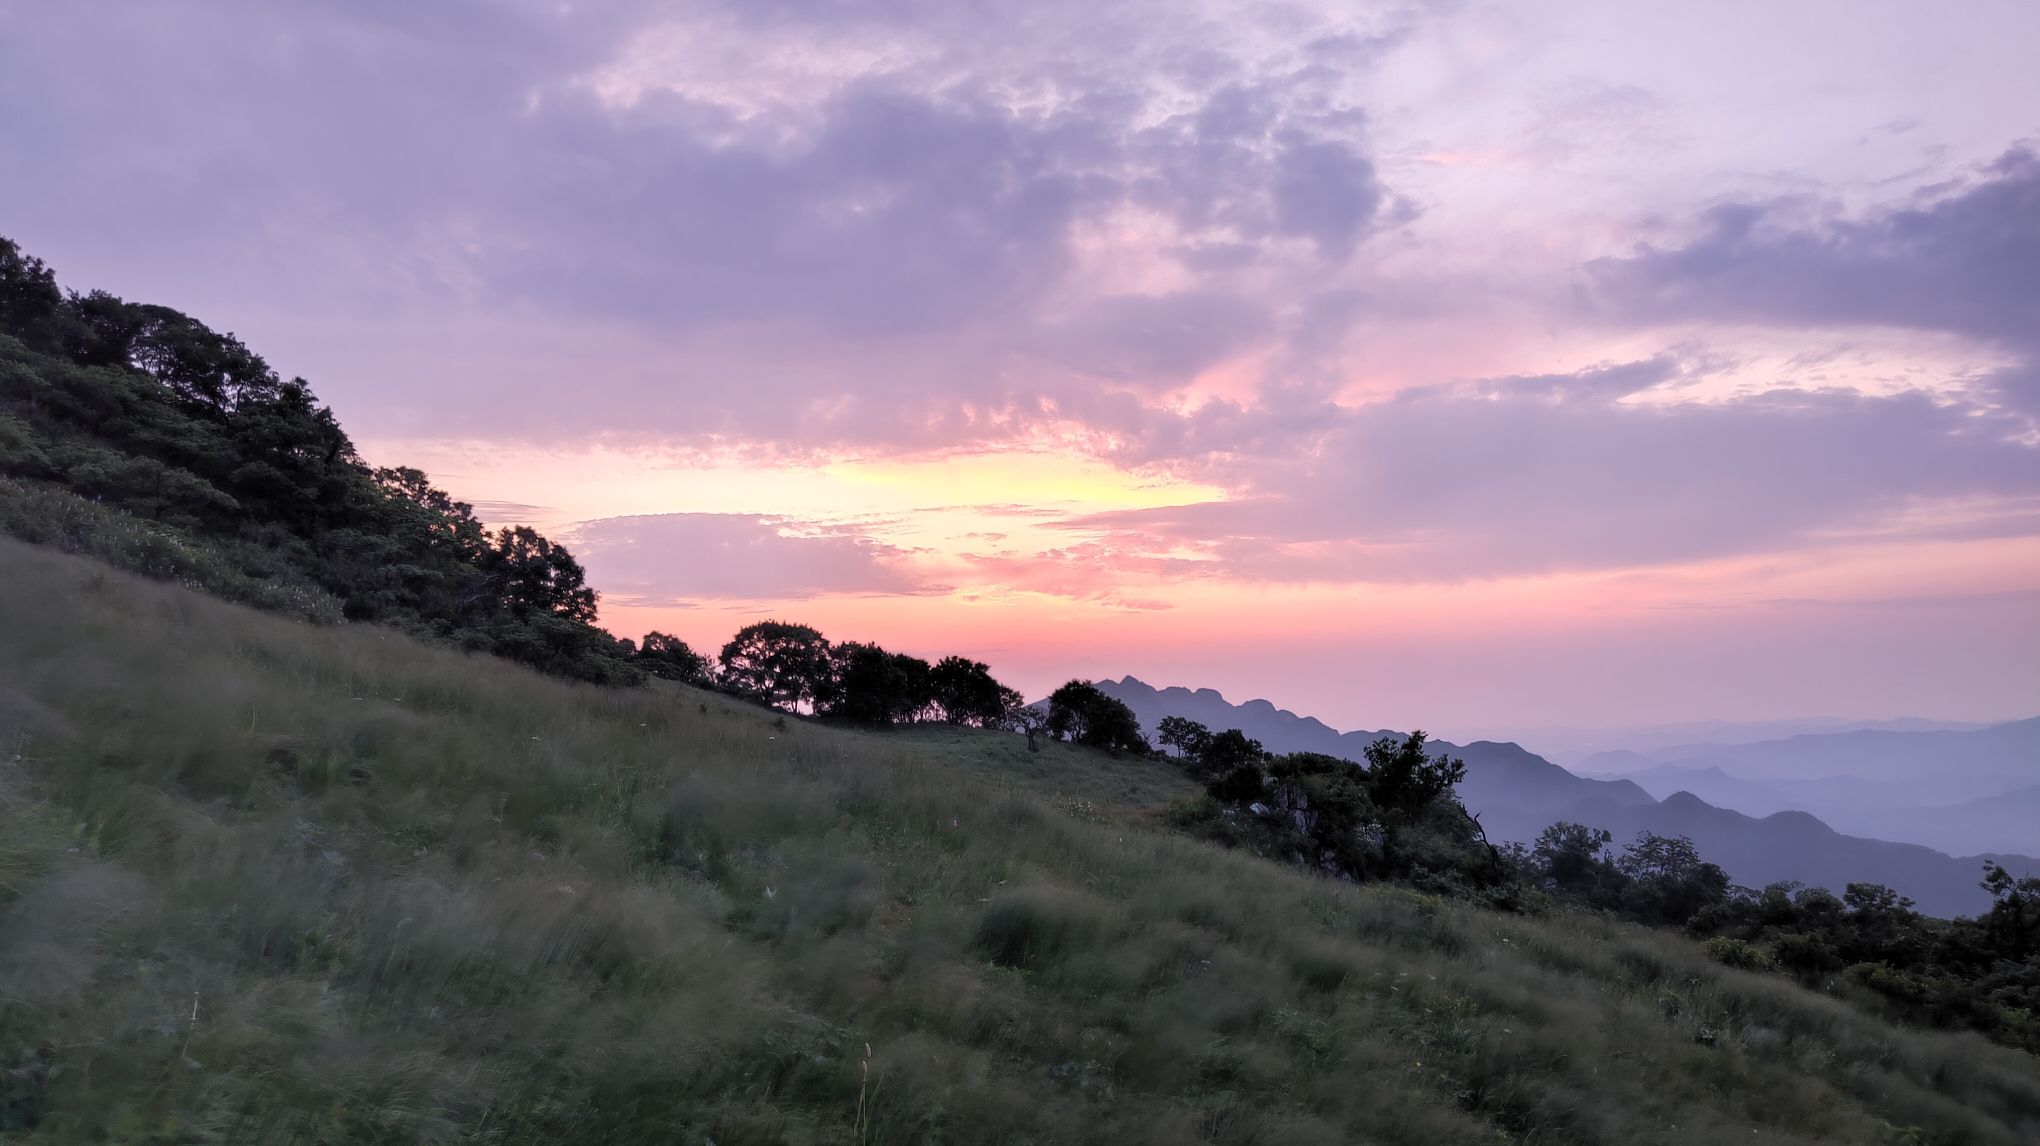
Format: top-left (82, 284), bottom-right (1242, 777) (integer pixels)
top-left (1, 537), bottom-right (2036, 1145)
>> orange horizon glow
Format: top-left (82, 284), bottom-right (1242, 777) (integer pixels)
top-left (358, 425), bottom-right (2040, 732)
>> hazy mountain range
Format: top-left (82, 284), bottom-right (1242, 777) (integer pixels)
top-left (1579, 718), bottom-right (2040, 856)
top-left (1093, 677), bottom-right (2038, 918)
top-left (1480, 717), bottom-right (1995, 769)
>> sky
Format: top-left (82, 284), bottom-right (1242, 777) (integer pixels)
top-left (3, 0), bottom-right (2037, 736)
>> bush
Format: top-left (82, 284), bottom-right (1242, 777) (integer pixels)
top-left (1702, 936), bottom-right (1773, 972)
top-left (972, 887), bottom-right (1112, 970)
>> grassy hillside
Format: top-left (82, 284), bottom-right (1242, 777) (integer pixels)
top-left (3, 538), bottom-right (2037, 1145)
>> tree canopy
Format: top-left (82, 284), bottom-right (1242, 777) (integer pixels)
top-left (635, 631), bottom-right (709, 683)
top-left (718, 621), bottom-right (835, 712)
top-left (0, 235), bottom-right (635, 684)
top-left (1045, 680), bottom-right (1148, 754)
top-left (1169, 727), bottom-right (1500, 896)
top-left (929, 655), bottom-right (1024, 728)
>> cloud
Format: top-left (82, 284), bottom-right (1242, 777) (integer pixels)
top-left (10, 2), bottom-right (2034, 603)
top-left (0, 0), bottom-right (1415, 450)
top-left (469, 500), bottom-right (553, 525)
top-left (1587, 145), bottom-right (2040, 414)
top-left (565, 512), bottom-right (938, 603)
top-left (1032, 291), bottom-right (1274, 383)
top-left (1029, 365), bottom-right (2040, 584)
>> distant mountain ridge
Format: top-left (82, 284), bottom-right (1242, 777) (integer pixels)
top-left (1582, 718), bottom-right (2040, 855)
top-left (1507, 717), bottom-right (1995, 767)
top-left (1092, 676), bottom-right (1657, 825)
top-left (1093, 676), bottom-right (2038, 918)
top-left (1607, 717), bottom-right (2040, 786)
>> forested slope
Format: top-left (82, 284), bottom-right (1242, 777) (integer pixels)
top-left (0, 236), bottom-right (633, 683)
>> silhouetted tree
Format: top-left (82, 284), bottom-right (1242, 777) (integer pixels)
top-left (1187, 727), bottom-right (1271, 794)
top-left (1529, 822), bottom-right (1622, 903)
top-left (825, 642), bottom-right (935, 726)
top-left (0, 237), bottom-right (65, 352)
top-left (719, 621), bottom-right (833, 712)
top-left (1156, 716), bottom-right (1214, 761)
top-left (636, 631), bottom-right (710, 683)
top-left (1361, 732), bottom-right (1466, 815)
top-left (484, 525), bottom-right (598, 624)
top-left (929, 655), bottom-right (1023, 728)
top-left (1981, 863), bottom-right (2040, 959)
top-left (1045, 680), bottom-right (1147, 754)
top-left (1615, 832), bottom-right (1731, 926)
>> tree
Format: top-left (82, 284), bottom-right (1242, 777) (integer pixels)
top-left (1980, 863), bottom-right (2040, 959)
top-left (0, 234), bottom-right (641, 686)
top-left (1156, 716), bottom-right (1214, 761)
top-left (373, 467), bottom-right (488, 561)
top-left (1616, 832), bottom-right (1731, 926)
top-left (1044, 680), bottom-right (1147, 754)
top-left (1186, 727), bottom-right (1272, 794)
top-left (825, 642), bottom-right (935, 726)
top-left (636, 631), bottom-right (709, 683)
top-left (929, 655), bottom-right (1022, 728)
top-left (1265, 751), bottom-right (1381, 873)
top-left (483, 525), bottom-right (598, 624)
top-left (1530, 822), bottom-right (1622, 902)
top-left (1361, 732), bottom-right (1466, 816)
top-left (0, 237), bottom-right (66, 351)
top-left (718, 621), bottom-right (833, 712)
top-left (1204, 729), bottom-right (1267, 772)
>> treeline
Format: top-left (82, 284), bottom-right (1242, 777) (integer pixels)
top-left (0, 236), bottom-right (636, 683)
top-left (630, 619), bottom-right (1023, 729)
top-left (1524, 822), bottom-right (2040, 1051)
top-left (1151, 711), bottom-right (2040, 1054)
top-left (1153, 714), bottom-right (1513, 901)
top-left (0, 237), bottom-right (1050, 710)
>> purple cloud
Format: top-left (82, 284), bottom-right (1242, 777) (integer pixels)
top-left (0, 0), bottom-right (1413, 450)
top-left (1588, 146), bottom-right (2040, 413)
top-left (1036, 369), bottom-right (2040, 583)
top-left (565, 512), bottom-right (938, 604)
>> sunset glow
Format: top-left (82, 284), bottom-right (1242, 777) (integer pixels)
top-left (8, 0), bottom-right (2036, 733)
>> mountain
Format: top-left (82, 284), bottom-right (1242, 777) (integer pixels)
top-left (1815, 785), bottom-right (2040, 860)
top-left (1593, 765), bottom-right (2040, 858)
top-left (1589, 763), bottom-right (1811, 818)
top-left (1577, 721), bottom-right (2040, 856)
top-left (1541, 791), bottom-right (2034, 918)
top-left (1094, 675), bottom-right (1656, 821)
top-left (1648, 719), bottom-right (2040, 791)
top-left (1093, 675), bottom-right (2038, 918)
top-left (1089, 677), bottom-right (1401, 757)
top-left (1510, 717), bottom-right (1995, 768)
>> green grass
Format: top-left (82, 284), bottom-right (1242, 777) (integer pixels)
top-left (2, 535), bottom-right (2037, 1144)
top-left (0, 476), bottom-right (344, 624)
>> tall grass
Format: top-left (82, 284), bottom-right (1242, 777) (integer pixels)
top-left (2, 535), bottom-right (2036, 1144)
top-left (0, 477), bottom-right (343, 623)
